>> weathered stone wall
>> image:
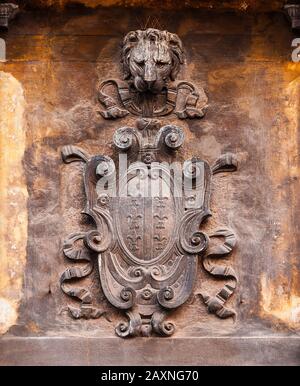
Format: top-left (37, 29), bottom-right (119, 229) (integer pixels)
top-left (18, 0), bottom-right (290, 12)
top-left (0, 72), bottom-right (27, 335)
top-left (0, 4), bottom-right (299, 364)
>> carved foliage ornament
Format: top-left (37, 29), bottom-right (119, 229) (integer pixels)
top-left (61, 29), bottom-right (238, 337)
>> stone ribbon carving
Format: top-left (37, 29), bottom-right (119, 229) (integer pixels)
top-left (60, 28), bottom-right (238, 337)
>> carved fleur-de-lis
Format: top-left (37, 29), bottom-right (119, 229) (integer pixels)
top-left (127, 214), bottom-right (143, 230)
top-left (127, 234), bottom-right (142, 251)
top-left (154, 213), bottom-right (168, 229)
top-left (154, 234), bottom-right (167, 250)
top-left (154, 234), bottom-right (167, 242)
top-left (154, 197), bottom-right (168, 208)
top-left (130, 198), bottom-right (142, 207)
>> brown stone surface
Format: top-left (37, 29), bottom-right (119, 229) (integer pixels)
top-left (18, 1), bottom-right (290, 12)
top-left (1, 337), bottom-right (300, 366)
top-left (0, 72), bottom-right (27, 335)
top-left (0, 5), bottom-right (299, 364)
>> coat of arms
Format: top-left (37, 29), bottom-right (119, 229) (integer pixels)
top-left (60, 28), bottom-right (238, 337)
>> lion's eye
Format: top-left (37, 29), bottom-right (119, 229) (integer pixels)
top-left (156, 61), bottom-right (168, 68)
top-left (169, 38), bottom-right (178, 47)
top-left (128, 33), bottom-right (137, 43)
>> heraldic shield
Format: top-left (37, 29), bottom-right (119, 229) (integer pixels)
top-left (60, 119), bottom-right (238, 337)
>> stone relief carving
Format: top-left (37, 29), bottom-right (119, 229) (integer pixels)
top-left (61, 120), bottom-right (238, 336)
top-left (98, 28), bottom-right (208, 119)
top-left (284, 4), bottom-right (300, 30)
top-left (0, 3), bottom-right (19, 29)
top-left (60, 28), bottom-right (238, 337)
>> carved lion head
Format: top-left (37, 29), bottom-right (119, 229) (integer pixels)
top-left (121, 28), bottom-right (184, 94)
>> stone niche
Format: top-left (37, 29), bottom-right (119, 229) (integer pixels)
top-left (0, 1), bottom-right (299, 365)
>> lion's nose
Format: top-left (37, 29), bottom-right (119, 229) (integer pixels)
top-left (144, 63), bottom-right (157, 83)
top-left (145, 81), bottom-right (155, 90)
